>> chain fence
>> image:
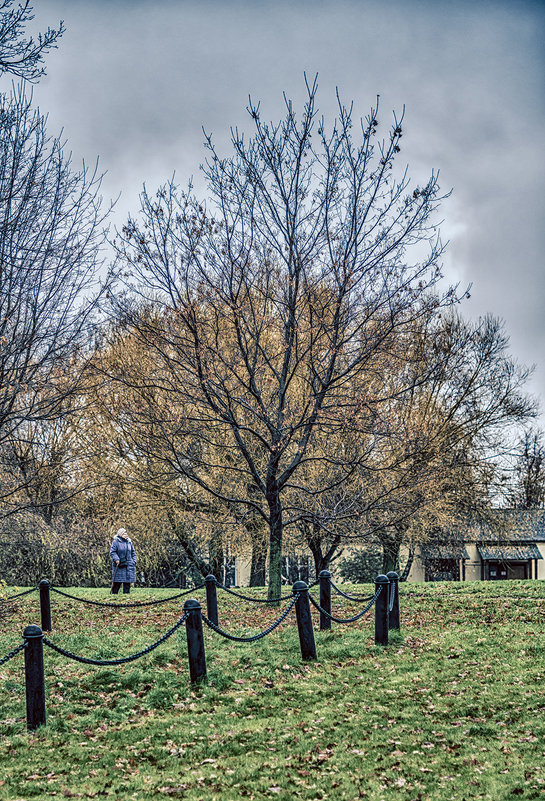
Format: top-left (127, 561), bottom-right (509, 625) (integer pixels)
top-left (216, 583), bottom-right (293, 604)
top-left (329, 580), bottom-right (374, 602)
top-left (1, 587), bottom-right (38, 603)
top-left (0, 642), bottom-right (26, 668)
top-left (42, 611), bottom-right (190, 666)
top-left (203, 593), bottom-right (299, 642)
top-left (1, 575), bottom-right (395, 729)
top-left (308, 586), bottom-right (382, 624)
top-left (49, 585), bottom-right (203, 609)
top-left (1, 575), bottom-right (388, 681)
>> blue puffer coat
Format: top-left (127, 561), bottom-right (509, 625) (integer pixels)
top-left (110, 534), bottom-right (137, 583)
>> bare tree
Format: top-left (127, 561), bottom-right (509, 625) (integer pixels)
top-left (0, 0), bottom-right (64, 82)
top-left (114, 79), bottom-right (457, 599)
top-left (0, 86), bottom-right (109, 513)
top-left (0, 381), bottom-right (92, 524)
top-left (508, 429), bottom-right (545, 509)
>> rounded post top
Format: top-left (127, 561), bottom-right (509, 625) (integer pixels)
top-left (183, 598), bottom-right (202, 610)
top-left (205, 574), bottom-right (217, 583)
top-left (386, 571), bottom-right (399, 580)
top-left (292, 580), bottom-right (309, 592)
top-left (318, 570), bottom-right (331, 579)
top-left (23, 624), bottom-right (43, 639)
top-left (39, 578), bottom-right (50, 587)
top-left (374, 574), bottom-right (390, 584)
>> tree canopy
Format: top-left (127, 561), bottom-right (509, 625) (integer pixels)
top-left (112, 80), bottom-right (464, 597)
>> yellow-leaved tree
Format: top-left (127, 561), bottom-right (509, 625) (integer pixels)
top-left (110, 80), bottom-right (465, 599)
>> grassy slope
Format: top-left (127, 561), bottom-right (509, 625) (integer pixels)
top-left (1, 581), bottom-right (545, 800)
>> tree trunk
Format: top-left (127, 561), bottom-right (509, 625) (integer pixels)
top-left (166, 510), bottom-right (213, 578)
top-left (267, 493), bottom-right (283, 603)
top-left (43, 502), bottom-right (54, 526)
top-left (306, 522), bottom-right (342, 577)
top-left (242, 499), bottom-right (268, 586)
top-left (209, 532), bottom-right (224, 582)
top-left (382, 542), bottom-right (399, 575)
top-left (399, 545), bottom-right (415, 582)
top-left (381, 523), bottom-right (407, 575)
top-left (249, 531), bottom-right (267, 586)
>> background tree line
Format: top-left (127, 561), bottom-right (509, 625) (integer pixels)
top-left (0, 6), bottom-right (541, 588)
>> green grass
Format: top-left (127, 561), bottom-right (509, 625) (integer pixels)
top-left (1, 581), bottom-right (545, 799)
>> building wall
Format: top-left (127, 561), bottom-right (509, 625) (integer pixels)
top-left (404, 547), bottom-right (424, 582)
top-left (538, 546), bottom-right (545, 579)
top-left (407, 541), bottom-right (545, 583)
top-left (235, 556), bottom-right (252, 587)
top-left (235, 539), bottom-right (545, 586)
top-left (464, 543), bottom-right (481, 581)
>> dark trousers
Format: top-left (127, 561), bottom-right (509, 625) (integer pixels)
top-left (111, 581), bottom-right (130, 594)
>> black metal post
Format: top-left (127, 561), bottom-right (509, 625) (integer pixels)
top-left (318, 569), bottom-right (331, 631)
top-left (39, 579), bottom-right (52, 632)
top-left (23, 624), bottom-right (46, 730)
top-left (374, 574), bottom-right (390, 646)
top-left (386, 571), bottom-right (400, 631)
top-left (205, 574), bottom-right (218, 626)
top-left (293, 580), bottom-right (317, 661)
top-left (184, 599), bottom-right (207, 685)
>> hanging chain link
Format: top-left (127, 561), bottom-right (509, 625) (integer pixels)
top-left (329, 580), bottom-right (374, 602)
top-left (389, 583), bottom-right (395, 612)
top-left (1, 587), bottom-right (38, 604)
top-left (203, 593), bottom-right (299, 642)
top-left (0, 642), bottom-right (26, 667)
top-left (42, 611), bottom-right (190, 665)
top-left (308, 587), bottom-right (381, 623)
top-left (216, 584), bottom-right (293, 604)
top-left (49, 585), bottom-right (203, 609)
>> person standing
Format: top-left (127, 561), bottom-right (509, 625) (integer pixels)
top-left (110, 527), bottom-right (137, 594)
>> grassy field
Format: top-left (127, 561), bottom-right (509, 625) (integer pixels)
top-left (1, 580), bottom-right (545, 800)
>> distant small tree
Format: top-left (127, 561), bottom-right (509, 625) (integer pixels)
top-left (285, 310), bottom-right (534, 576)
top-left (0, 388), bottom-right (83, 525)
top-left (0, 0), bottom-right (64, 82)
top-left (508, 429), bottom-right (545, 509)
top-left (364, 313), bottom-right (535, 573)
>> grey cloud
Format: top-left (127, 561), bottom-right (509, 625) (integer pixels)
top-left (26, 0), bottom-right (545, 413)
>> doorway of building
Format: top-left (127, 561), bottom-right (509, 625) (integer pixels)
top-left (487, 561), bottom-right (528, 580)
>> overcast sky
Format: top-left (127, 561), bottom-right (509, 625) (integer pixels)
top-left (29, 0), bottom-right (545, 419)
